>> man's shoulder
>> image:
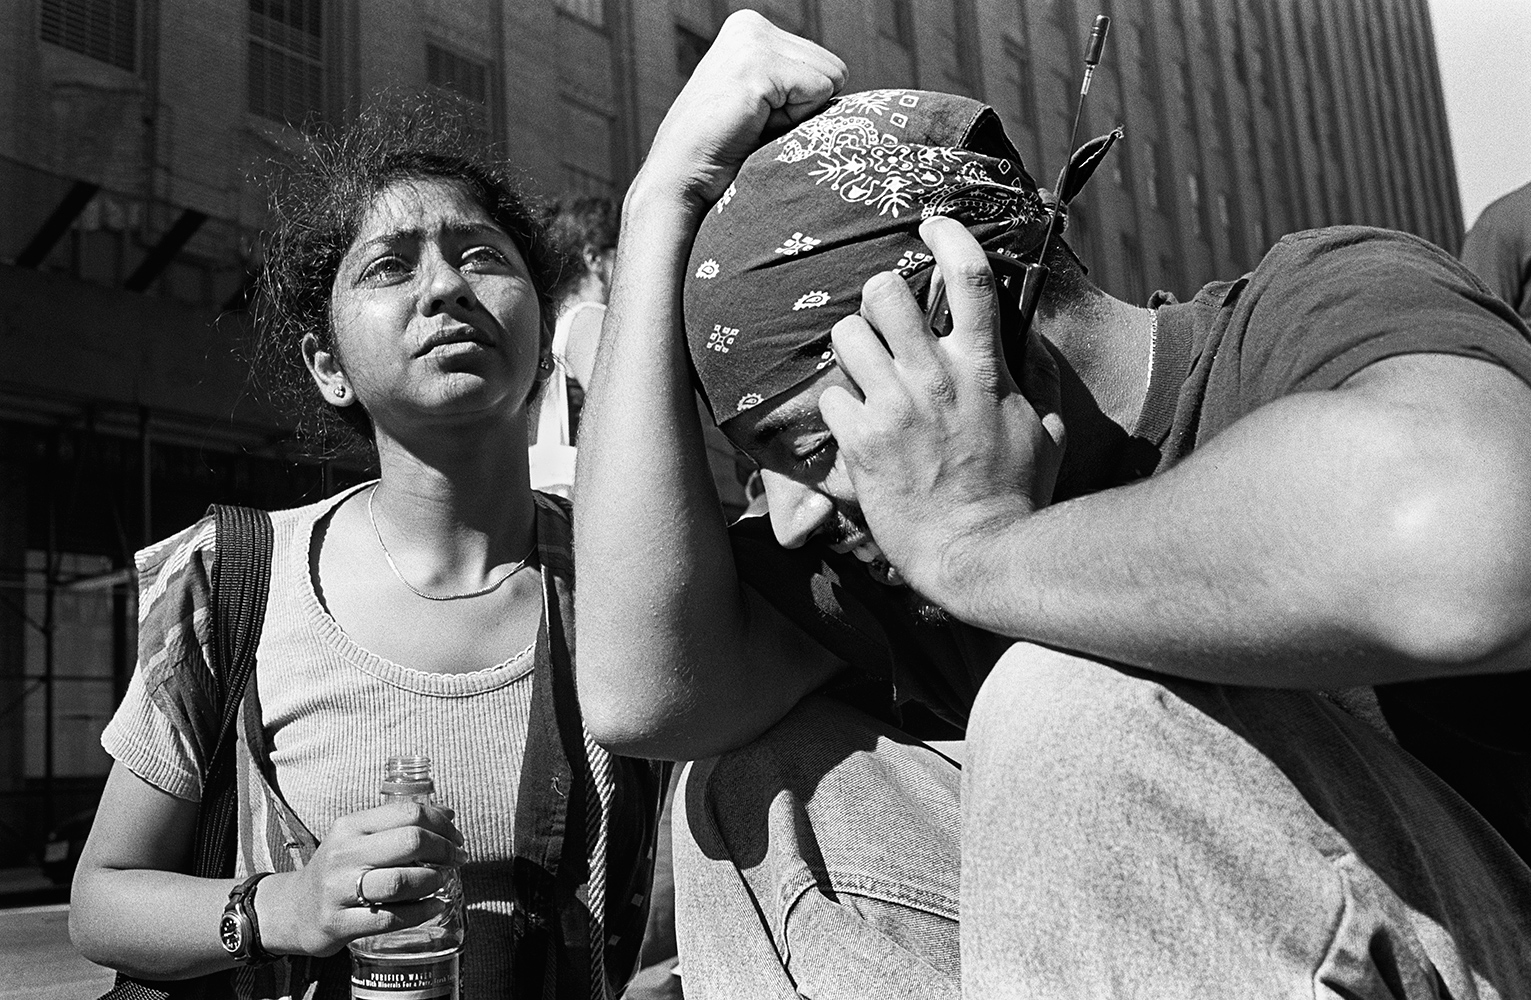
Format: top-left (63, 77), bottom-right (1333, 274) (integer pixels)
top-left (1470, 182), bottom-right (1531, 231)
top-left (1186, 227), bottom-right (1460, 318)
top-left (1263, 225), bottom-right (1458, 276)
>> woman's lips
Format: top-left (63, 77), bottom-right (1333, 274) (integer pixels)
top-left (417, 326), bottom-right (489, 356)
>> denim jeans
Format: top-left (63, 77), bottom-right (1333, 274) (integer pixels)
top-left (674, 694), bottom-right (962, 999)
top-left (673, 644), bottom-right (1531, 999)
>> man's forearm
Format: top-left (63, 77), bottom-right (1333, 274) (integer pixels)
top-left (938, 370), bottom-right (1531, 688)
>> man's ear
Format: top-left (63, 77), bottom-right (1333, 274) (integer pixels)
top-left (302, 333), bottom-right (357, 407)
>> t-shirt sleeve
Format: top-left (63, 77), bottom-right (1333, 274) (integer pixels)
top-left (100, 516), bottom-right (220, 802)
top-left (1460, 199), bottom-right (1530, 313)
top-left (1221, 228), bottom-right (1531, 420)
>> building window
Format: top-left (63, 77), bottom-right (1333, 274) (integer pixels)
top-left (1145, 140), bottom-right (1168, 212)
top-left (554, 0), bottom-right (603, 28)
top-left (1159, 253), bottom-right (1178, 291)
top-left (560, 97), bottom-right (615, 196)
top-left (877, 0), bottom-right (915, 49)
top-left (1119, 232), bottom-right (1145, 304)
top-left (40, 0), bottom-right (137, 71)
top-left (247, 0), bottom-right (324, 125)
top-left (22, 552), bottom-right (120, 781)
top-left (1187, 171), bottom-right (1204, 236)
top-left (675, 24), bottom-right (711, 79)
top-left (427, 43), bottom-right (492, 138)
top-left (1003, 37), bottom-right (1036, 130)
top-left (1130, 21), bottom-right (1157, 97)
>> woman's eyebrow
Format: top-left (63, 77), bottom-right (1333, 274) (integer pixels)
top-left (354, 221), bottom-right (508, 252)
top-left (444, 220), bottom-right (512, 241)
top-left (353, 227), bottom-right (421, 253)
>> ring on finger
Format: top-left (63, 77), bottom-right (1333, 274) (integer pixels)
top-left (355, 869), bottom-right (380, 912)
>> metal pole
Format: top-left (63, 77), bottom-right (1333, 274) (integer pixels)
top-left (140, 406), bottom-right (152, 547)
top-left (42, 429), bottom-right (57, 837)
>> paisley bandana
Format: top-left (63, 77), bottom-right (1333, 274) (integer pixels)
top-left (684, 89), bottom-right (1084, 427)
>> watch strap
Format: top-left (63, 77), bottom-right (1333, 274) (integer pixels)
top-left (224, 871), bottom-right (274, 964)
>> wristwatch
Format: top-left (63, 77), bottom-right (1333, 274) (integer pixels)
top-left (219, 872), bottom-right (274, 965)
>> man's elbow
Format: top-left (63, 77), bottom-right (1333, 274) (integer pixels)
top-left (578, 675), bottom-right (678, 758)
top-left (1363, 494), bottom-right (1531, 669)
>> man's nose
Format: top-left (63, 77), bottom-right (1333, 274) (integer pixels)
top-left (760, 469), bottom-right (835, 549)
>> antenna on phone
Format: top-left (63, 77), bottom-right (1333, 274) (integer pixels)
top-left (1015, 14), bottom-right (1111, 339)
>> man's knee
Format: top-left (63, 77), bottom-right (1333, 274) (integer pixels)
top-left (969, 642), bottom-right (1154, 780)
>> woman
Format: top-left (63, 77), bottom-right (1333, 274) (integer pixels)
top-left (69, 108), bottom-right (664, 999)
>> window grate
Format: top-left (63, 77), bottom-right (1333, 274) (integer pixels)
top-left (553, 0), bottom-right (604, 28)
top-left (426, 43), bottom-right (492, 140)
top-left (247, 0), bottom-right (324, 125)
top-left (40, 0), bottom-right (137, 72)
top-left (427, 44), bottom-right (489, 107)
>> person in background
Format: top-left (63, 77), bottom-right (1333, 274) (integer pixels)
top-left (70, 107), bottom-right (665, 999)
top-left (1460, 179), bottom-right (1531, 322)
top-left (575, 11), bottom-right (1531, 998)
top-left (536, 195), bottom-right (748, 518)
top-left (544, 195), bottom-right (620, 431)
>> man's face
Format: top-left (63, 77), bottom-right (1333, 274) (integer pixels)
top-left (725, 364), bottom-right (902, 583)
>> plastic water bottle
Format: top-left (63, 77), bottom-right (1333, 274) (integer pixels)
top-left (349, 755), bottom-right (465, 999)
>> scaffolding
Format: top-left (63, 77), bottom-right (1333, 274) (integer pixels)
top-left (0, 400), bottom-right (363, 871)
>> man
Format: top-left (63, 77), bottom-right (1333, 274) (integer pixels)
top-left (576, 12), bottom-right (1531, 998)
top-left (1461, 179), bottom-right (1531, 323)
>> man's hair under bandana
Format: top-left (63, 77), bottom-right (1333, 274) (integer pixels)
top-left (683, 88), bottom-right (1116, 428)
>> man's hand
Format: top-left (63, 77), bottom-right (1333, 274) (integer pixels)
top-left (818, 217), bottom-right (1065, 614)
top-left (636, 10), bottom-right (847, 213)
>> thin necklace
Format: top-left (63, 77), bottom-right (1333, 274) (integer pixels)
top-left (367, 484), bottom-right (537, 601)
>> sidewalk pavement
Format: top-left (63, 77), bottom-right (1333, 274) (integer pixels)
top-left (0, 867), bottom-right (68, 909)
top-left (0, 903), bottom-right (115, 1000)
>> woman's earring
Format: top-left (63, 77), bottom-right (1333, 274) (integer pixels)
top-left (333, 384), bottom-right (347, 399)
top-left (538, 356), bottom-right (553, 372)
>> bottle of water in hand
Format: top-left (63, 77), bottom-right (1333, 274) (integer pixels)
top-left (349, 755), bottom-right (465, 999)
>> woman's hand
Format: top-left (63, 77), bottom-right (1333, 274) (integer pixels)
top-left (257, 800), bottom-right (467, 958)
top-left (635, 9), bottom-right (847, 213)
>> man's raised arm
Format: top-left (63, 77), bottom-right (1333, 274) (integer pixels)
top-left (573, 13), bottom-right (847, 760)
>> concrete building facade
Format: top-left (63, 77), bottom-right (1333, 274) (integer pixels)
top-left (0, 0), bottom-right (1460, 865)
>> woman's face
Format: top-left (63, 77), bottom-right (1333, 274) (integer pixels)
top-left (320, 177), bottom-right (543, 438)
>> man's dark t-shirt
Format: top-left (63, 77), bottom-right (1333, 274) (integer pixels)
top-left (1460, 180), bottom-right (1531, 322)
top-left (729, 225), bottom-right (1531, 857)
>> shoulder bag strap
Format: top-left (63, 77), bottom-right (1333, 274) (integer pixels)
top-left (99, 505), bottom-right (273, 1000)
top-left (194, 504), bottom-right (275, 879)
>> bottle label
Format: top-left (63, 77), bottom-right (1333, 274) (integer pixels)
top-left (351, 952), bottom-right (459, 1000)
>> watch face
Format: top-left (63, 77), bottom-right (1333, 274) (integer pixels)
top-left (219, 912), bottom-right (243, 955)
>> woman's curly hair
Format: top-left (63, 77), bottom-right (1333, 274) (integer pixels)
top-left (252, 101), bottom-right (563, 456)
